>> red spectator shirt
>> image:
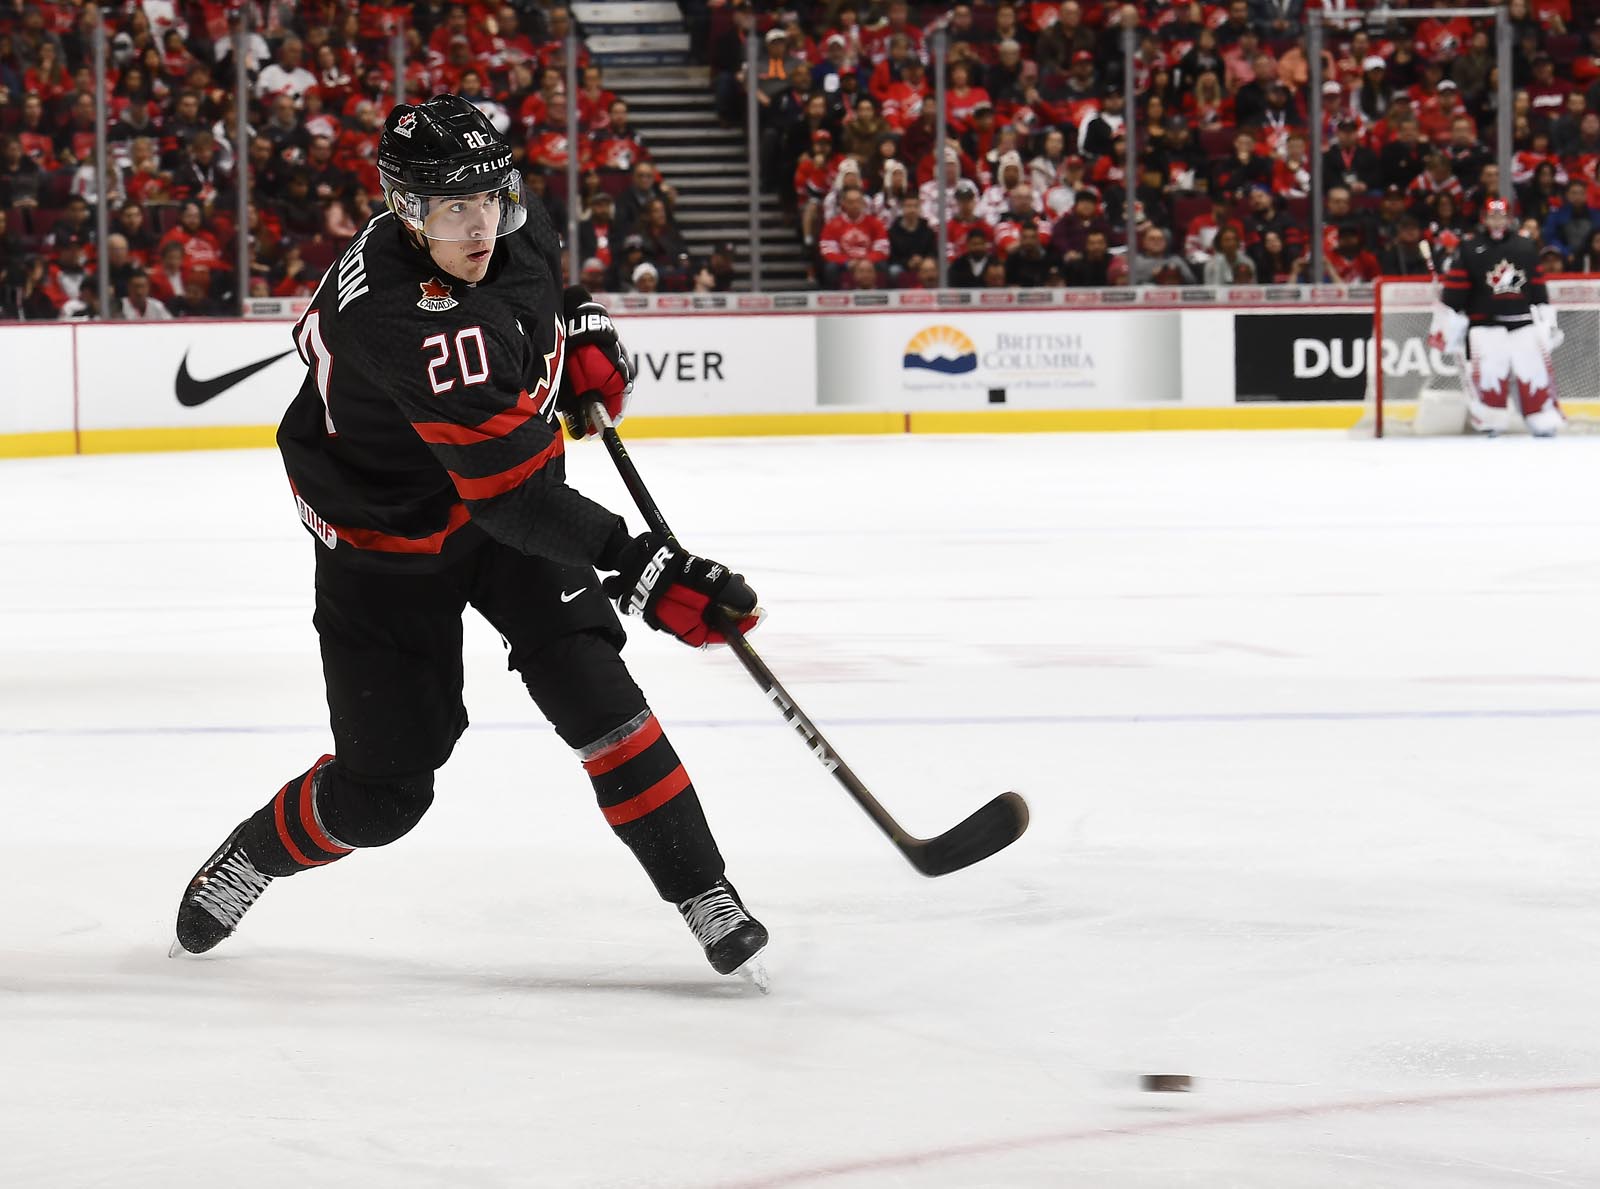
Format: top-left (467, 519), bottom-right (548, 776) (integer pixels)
top-left (591, 133), bottom-right (648, 172)
top-left (944, 86), bottom-right (993, 133)
top-left (881, 79), bottom-right (929, 130)
top-left (1407, 171), bottom-right (1464, 200)
top-left (795, 152), bottom-right (845, 200)
top-left (18, 131), bottom-right (58, 170)
top-left (820, 211), bottom-right (890, 263)
top-left (159, 226), bottom-right (228, 273)
top-left (1184, 212), bottom-right (1246, 262)
top-left (1414, 18), bottom-right (1473, 63)
top-left (944, 216), bottom-right (994, 260)
top-left (577, 88), bottom-right (617, 134)
top-left (1325, 247), bottom-right (1380, 282)
top-left (1512, 150), bottom-right (1567, 186)
top-left (1527, 81), bottom-right (1573, 121)
top-left (526, 128), bottom-right (584, 171)
top-left (862, 23), bottom-right (925, 63)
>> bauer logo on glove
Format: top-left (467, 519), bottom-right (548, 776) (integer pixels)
top-left (557, 284), bottom-right (633, 439)
top-left (605, 531), bottom-right (763, 649)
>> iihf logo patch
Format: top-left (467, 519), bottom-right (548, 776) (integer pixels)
top-left (1486, 259), bottom-right (1526, 295)
top-left (393, 110), bottom-right (418, 139)
top-left (417, 277), bottom-right (458, 311)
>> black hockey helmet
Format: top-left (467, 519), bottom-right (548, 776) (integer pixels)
top-left (378, 94), bottom-right (526, 241)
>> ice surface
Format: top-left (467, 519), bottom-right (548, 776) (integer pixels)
top-left (4, 431), bottom-right (1600, 1188)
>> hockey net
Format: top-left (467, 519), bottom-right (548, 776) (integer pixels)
top-left (1357, 276), bottom-right (1600, 436)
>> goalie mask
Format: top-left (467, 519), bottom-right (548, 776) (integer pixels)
top-left (378, 95), bottom-right (527, 242)
top-left (1483, 197), bottom-right (1510, 239)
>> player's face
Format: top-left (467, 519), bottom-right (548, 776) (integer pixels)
top-left (423, 191), bottom-right (502, 282)
top-left (1485, 207), bottom-right (1509, 237)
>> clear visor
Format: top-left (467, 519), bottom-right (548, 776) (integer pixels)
top-left (387, 172), bottom-right (528, 242)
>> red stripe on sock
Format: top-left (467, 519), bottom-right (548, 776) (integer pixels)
top-left (297, 755), bottom-right (351, 856)
top-left (583, 715), bottom-right (663, 776)
top-left (601, 764), bottom-right (691, 826)
top-left (273, 779), bottom-right (326, 868)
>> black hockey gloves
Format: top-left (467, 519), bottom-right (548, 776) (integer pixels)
top-left (602, 531), bottom-right (762, 649)
top-left (558, 285), bottom-right (633, 439)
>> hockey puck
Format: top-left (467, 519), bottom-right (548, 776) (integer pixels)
top-left (1139, 1074), bottom-right (1193, 1092)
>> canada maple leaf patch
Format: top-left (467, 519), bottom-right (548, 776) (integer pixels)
top-left (417, 277), bottom-right (458, 312)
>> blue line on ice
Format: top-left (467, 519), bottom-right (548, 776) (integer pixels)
top-left (8, 707), bottom-right (1600, 737)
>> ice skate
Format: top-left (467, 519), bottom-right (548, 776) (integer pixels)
top-left (679, 879), bottom-right (768, 985)
top-left (171, 822), bottom-right (274, 956)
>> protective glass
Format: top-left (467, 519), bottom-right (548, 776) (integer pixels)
top-left (388, 170), bottom-right (528, 241)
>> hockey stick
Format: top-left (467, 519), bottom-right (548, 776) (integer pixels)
top-left (585, 401), bottom-right (1029, 877)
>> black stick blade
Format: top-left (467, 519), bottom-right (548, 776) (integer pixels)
top-left (905, 791), bottom-right (1030, 877)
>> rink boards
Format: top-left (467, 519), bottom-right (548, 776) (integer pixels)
top-left (2, 306), bottom-right (1414, 458)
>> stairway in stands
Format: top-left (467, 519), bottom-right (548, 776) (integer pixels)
top-left (574, 3), bottom-right (810, 290)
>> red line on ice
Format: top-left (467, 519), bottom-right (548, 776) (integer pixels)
top-left (712, 1080), bottom-right (1600, 1188)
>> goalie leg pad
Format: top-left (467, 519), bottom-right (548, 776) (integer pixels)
top-left (1464, 326), bottom-right (1512, 433)
top-left (1508, 324), bottom-right (1561, 421)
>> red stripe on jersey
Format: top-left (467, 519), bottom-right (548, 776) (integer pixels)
top-left (297, 756), bottom-right (351, 856)
top-left (335, 500), bottom-right (474, 553)
top-left (583, 715), bottom-right (664, 776)
top-left (1441, 280), bottom-right (1469, 288)
top-left (412, 390), bottom-right (539, 445)
top-left (287, 479), bottom-right (474, 555)
top-left (601, 764), bottom-right (692, 826)
top-left (449, 433), bottom-right (564, 501)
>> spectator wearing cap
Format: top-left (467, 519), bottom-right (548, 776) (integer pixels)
top-left (795, 129), bottom-right (844, 247)
top-left (1543, 178), bottom-right (1597, 259)
top-left (1130, 226), bottom-right (1195, 286)
top-left (580, 257), bottom-right (609, 294)
top-left (1357, 55), bottom-right (1393, 124)
top-left (887, 193), bottom-right (937, 280)
top-left (630, 261), bottom-right (659, 294)
top-left (1323, 118), bottom-right (1380, 196)
top-left (1378, 215), bottom-right (1434, 276)
top-left (1049, 187), bottom-right (1110, 258)
top-left (943, 179), bottom-right (994, 261)
top-left (120, 270), bottom-right (173, 321)
top-left (812, 32), bottom-right (861, 95)
top-left (1539, 242), bottom-right (1567, 276)
top-left (1077, 85), bottom-right (1125, 160)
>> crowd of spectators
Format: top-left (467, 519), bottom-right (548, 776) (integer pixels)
top-left (0, 0), bottom-right (716, 321)
top-left (11, 1), bottom-right (1600, 314)
top-left (710, 0), bottom-right (1600, 289)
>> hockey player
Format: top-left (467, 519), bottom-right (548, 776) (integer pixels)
top-left (172, 96), bottom-right (770, 980)
top-left (1429, 198), bottom-right (1566, 436)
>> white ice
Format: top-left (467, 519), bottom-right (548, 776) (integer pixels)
top-left (4, 431), bottom-right (1600, 1188)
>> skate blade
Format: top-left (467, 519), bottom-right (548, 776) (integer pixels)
top-left (733, 955), bottom-right (770, 994)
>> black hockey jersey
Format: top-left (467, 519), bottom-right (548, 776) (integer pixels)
top-left (1439, 232), bottom-right (1548, 329)
top-left (277, 204), bottom-right (627, 572)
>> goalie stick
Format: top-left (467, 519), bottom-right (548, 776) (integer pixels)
top-left (585, 400), bottom-right (1030, 877)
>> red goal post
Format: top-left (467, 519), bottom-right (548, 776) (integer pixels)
top-left (1360, 274), bottom-right (1600, 437)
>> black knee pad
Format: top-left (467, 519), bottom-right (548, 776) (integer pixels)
top-left (318, 764), bottom-right (436, 849)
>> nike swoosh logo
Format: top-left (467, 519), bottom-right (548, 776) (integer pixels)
top-left (175, 348), bottom-right (297, 407)
top-left (560, 588), bottom-right (586, 603)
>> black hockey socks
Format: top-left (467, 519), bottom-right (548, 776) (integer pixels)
top-left (236, 755), bottom-right (355, 877)
top-left (578, 710), bottom-right (725, 903)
